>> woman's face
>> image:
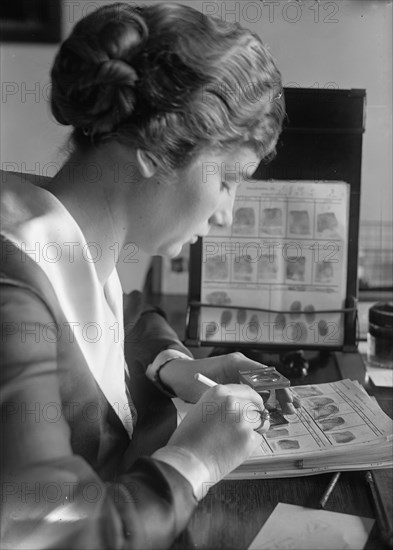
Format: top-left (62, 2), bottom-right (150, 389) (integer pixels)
top-left (148, 146), bottom-right (260, 258)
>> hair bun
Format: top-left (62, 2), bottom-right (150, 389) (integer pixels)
top-left (85, 59), bottom-right (139, 134)
top-left (50, 6), bottom-right (148, 135)
top-left (94, 59), bottom-right (138, 89)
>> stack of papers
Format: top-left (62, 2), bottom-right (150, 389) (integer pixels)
top-left (174, 379), bottom-right (393, 478)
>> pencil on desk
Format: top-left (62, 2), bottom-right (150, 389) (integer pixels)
top-left (365, 470), bottom-right (392, 544)
top-left (318, 472), bottom-right (341, 509)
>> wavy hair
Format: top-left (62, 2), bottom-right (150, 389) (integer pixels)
top-left (51, 2), bottom-right (285, 172)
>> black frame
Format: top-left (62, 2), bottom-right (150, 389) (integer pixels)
top-left (186, 87), bottom-right (366, 352)
top-left (0, 0), bottom-right (62, 43)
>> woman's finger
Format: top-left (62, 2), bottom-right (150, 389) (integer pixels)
top-left (221, 383), bottom-right (265, 408)
top-left (254, 409), bottom-right (271, 434)
top-left (277, 388), bottom-right (296, 415)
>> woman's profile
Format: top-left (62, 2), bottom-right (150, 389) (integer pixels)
top-left (1, 3), bottom-right (287, 548)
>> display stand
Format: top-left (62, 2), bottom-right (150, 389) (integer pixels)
top-left (186, 88), bottom-right (366, 363)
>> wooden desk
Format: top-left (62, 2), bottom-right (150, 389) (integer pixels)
top-left (133, 294), bottom-right (393, 550)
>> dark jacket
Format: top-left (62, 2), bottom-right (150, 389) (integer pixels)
top-left (1, 226), bottom-right (196, 548)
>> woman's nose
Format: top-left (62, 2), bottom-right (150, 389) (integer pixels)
top-left (209, 206), bottom-right (233, 228)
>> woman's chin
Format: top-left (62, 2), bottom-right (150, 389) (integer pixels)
top-left (158, 242), bottom-right (184, 259)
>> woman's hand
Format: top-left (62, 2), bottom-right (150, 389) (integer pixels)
top-left (159, 352), bottom-right (299, 413)
top-left (167, 383), bottom-right (269, 483)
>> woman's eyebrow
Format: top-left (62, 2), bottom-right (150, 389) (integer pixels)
top-left (221, 160), bottom-right (259, 182)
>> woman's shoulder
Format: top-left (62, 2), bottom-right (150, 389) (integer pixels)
top-left (0, 169), bottom-right (51, 188)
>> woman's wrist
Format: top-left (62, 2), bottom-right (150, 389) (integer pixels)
top-left (146, 349), bottom-right (193, 397)
top-left (159, 357), bottom-right (203, 402)
top-left (159, 358), bottom-right (186, 394)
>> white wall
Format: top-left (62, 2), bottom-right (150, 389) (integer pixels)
top-left (194, 0), bottom-right (392, 225)
top-left (1, 0), bottom-right (391, 288)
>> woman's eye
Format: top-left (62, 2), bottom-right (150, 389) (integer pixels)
top-left (221, 181), bottom-right (231, 194)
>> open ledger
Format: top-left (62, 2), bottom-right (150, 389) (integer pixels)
top-left (173, 379), bottom-right (393, 478)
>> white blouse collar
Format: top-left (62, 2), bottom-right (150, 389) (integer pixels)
top-left (1, 173), bottom-right (133, 437)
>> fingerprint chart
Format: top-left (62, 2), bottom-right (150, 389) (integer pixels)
top-left (200, 181), bottom-right (350, 346)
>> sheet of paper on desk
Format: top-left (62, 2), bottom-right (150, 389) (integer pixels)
top-left (358, 342), bottom-right (393, 388)
top-left (247, 503), bottom-right (374, 550)
top-left (366, 365), bottom-right (393, 388)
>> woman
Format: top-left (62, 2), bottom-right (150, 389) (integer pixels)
top-left (1, 3), bottom-right (289, 549)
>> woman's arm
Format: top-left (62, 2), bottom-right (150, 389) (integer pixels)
top-left (1, 286), bottom-right (197, 550)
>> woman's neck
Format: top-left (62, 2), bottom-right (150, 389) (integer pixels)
top-left (44, 146), bottom-right (132, 286)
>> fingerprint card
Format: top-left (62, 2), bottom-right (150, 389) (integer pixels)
top-left (199, 181), bottom-right (349, 348)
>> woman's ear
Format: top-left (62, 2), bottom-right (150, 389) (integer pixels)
top-left (136, 149), bottom-right (158, 178)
